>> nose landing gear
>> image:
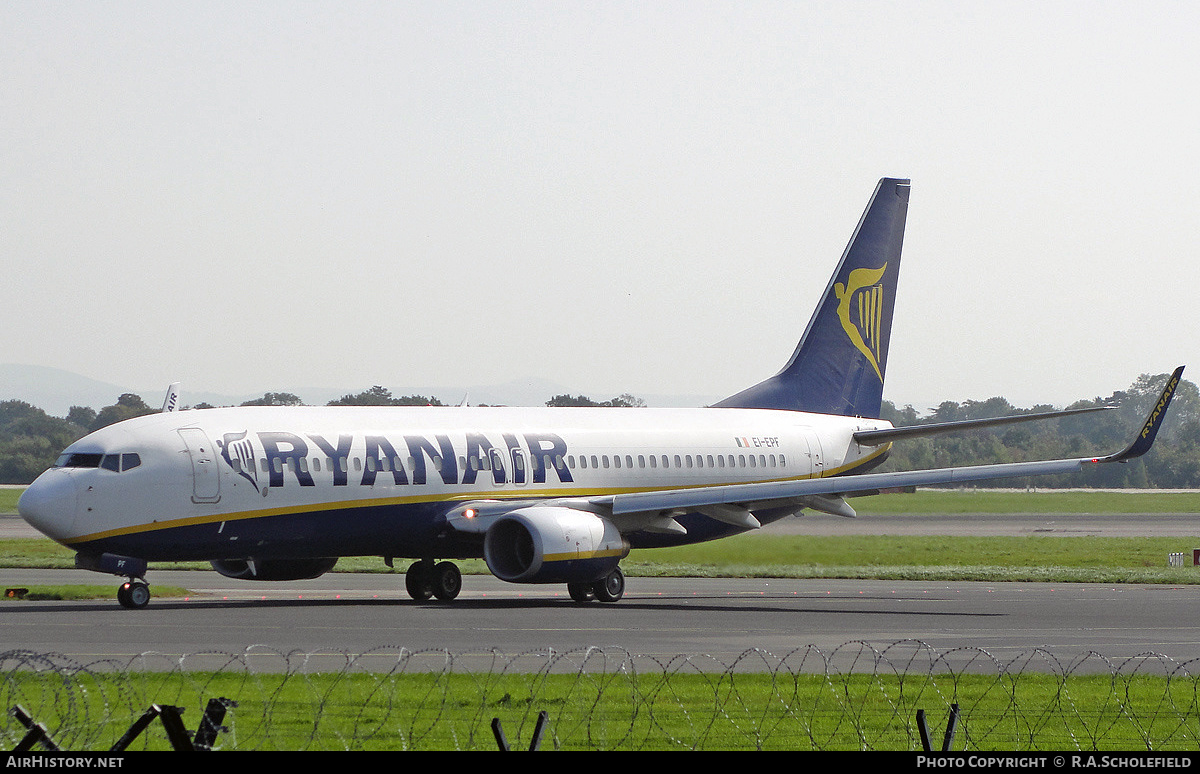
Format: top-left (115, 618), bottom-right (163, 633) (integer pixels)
top-left (117, 578), bottom-right (151, 609)
top-left (74, 553), bottom-right (151, 609)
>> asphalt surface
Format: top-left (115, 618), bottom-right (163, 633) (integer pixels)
top-left (6, 570), bottom-right (1200, 673)
top-left (5, 510), bottom-right (1200, 672)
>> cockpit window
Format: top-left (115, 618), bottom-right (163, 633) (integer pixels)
top-left (55, 452), bottom-right (103, 468)
top-left (55, 452), bottom-right (142, 471)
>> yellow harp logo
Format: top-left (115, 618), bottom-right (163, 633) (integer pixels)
top-left (833, 263), bottom-right (887, 383)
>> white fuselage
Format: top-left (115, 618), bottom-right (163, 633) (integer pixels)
top-left (19, 405), bottom-right (892, 560)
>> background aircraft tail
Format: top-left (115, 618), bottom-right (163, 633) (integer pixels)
top-left (714, 177), bottom-right (910, 418)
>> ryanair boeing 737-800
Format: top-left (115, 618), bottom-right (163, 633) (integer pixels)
top-left (17, 178), bottom-right (1184, 608)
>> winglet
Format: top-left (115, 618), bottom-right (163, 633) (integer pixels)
top-left (1095, 366), bottom-right (1184, 463)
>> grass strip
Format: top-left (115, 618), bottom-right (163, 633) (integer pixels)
top-left (5, 669), bottom-right (1199, 751)
top-left (4, 488), bottom-right (1200, 517)
top-left (6, 532), bottom-right (1200, 586)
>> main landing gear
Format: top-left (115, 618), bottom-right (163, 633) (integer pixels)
top-left (405, 560), bottom-right (462, 601)
top-left (567, 567), bottom-right (625, 604)
top-left (117, 578), bottom-right (151, 609)
top-left (403, 561), bottom-right (627, 604)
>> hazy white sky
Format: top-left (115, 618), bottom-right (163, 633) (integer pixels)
top-left (3, 1), bottom-right (1197, 410)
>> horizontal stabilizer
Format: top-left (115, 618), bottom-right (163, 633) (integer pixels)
top-left (853, 405), bottom-right (1115, 446)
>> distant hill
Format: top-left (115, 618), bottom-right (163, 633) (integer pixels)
top-left (0, 364), bottom-right (718, 415)
top-left (0, 364), bottom-right (145, 416)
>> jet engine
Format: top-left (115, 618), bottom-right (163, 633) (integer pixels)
top-left (483, 506), bottom-right (628, 584)
top-left (210, 557), bottom-right (338, 581)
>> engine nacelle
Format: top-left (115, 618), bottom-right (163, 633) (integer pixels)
top-left (483, 506), bottom-right (628, 584)
top-left (210, 557), bottom-right (338, 581)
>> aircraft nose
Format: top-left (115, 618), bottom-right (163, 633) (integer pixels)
top-left (18, 472), bottom-right (78, 542)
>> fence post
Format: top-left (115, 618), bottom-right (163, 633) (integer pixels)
top-left (917, 704), bottom-right (960, 752)
top-left (193, 698), bottom-right (236, 751)
top-left (492, 712), bottom-right (550, 751)
top-left (9, 705), bottom-right (59, 752)
top-left (491, 717), bottom-right (509, 751)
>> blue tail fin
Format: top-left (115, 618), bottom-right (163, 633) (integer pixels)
top-left (714, 177), bottom-right (910, 418)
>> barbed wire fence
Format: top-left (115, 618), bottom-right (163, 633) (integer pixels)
top-left (4, 641), bottom-right (1200, 751)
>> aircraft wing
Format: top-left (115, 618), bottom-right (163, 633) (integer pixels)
top-left (447, 367), bottom-right (1183, 535)
top-left (596, 366), bottom-right (1184, 524)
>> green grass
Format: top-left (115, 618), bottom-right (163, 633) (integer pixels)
top-left (626, 534), bottom-right (1200, 584)
top-left (6, 486), bottom-right (1200, 516)
top-left (6, 669), bottom-right (1199, 750)
top-left (2, 584), bottom-right (191, 601)
top-left (5, 488), bottom-right (1200, 750)
top-left (854, 489), bottom-right (1200, 514)
top-left (0, 488), bottom-right (21, 513)
top-left (4, 489), bottom-right (1200, 592)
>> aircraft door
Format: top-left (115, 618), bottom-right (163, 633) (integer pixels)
top-left (797, 428), bottom-right (825, 477)
top-left (179, 428), bottom-right (221, 503)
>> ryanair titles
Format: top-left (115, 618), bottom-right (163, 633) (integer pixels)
top-left (218, 430), bottom-right (573, 489)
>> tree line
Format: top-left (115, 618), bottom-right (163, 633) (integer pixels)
top-left (0, 374), bottom-right (1195, 487)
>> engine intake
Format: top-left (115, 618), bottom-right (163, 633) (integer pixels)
top-left (483, 506), bottom-right (628, 584)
